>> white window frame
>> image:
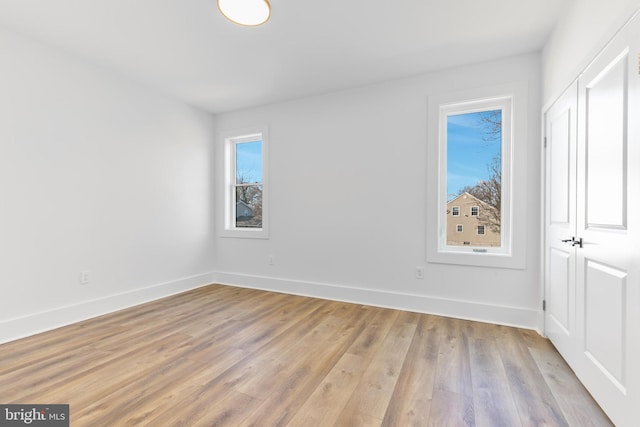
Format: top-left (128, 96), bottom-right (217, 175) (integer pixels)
top-left (439, 97), bottom-right (512, 254)
top-left (457, 224), bottom-right (464, 233)
top-left (426, 83), bottom-right (527, 269)
top-left (219, 127), bottom-right (269, 239)
top-left (452, 206), bottom-right (460, 216)
top-left (470, 206), bottom-right (479, 216)
top-left (477, 225), bottom-right (486, 235)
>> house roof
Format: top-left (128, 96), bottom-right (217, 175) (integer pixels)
top-left (446, 192), bottom-right (496, 210)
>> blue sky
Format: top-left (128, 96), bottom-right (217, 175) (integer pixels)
top-left (447, 110), bottom-right (501, 198)
top-left (236, 141), bottom-right (262, 183)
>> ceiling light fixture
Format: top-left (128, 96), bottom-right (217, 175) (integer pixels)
top-left (217, 0), bottom-right (271, 26)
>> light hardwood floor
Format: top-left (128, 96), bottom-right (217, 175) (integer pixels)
top-left (0, 285), bottom-right (612, 426)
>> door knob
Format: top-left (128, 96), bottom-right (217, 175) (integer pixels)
top-left (561, 237), bottom-right (583, 248)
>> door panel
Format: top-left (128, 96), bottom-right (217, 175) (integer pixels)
top-left (573, 13), bottom-right (640, 426)
top-left (584, 259), bottom-right (626, 389)
top-left (548, 248), bottom-right (570, 333)
top-left (549, 110), bottom-right (571, 225)
top-left (584, 49), bottom-right (628, 229)
top-left (544, 82), bottom-right (578, 365)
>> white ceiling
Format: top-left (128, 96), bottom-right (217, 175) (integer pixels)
top-left (0, 0), bottom-right (571, 114)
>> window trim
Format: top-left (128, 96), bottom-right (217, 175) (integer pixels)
top-left (470, 206), bottom-right (479, 216)
top-left (457, 224), bottom-right (464, 233)
top-left (426, 83), bottom-right (527, 269)
top-left (477, 225), bottom-right (486, 235)
top-left (219, 127), bottom-right (269, 239)
top-left (452, 206), bottom-right (460, 216)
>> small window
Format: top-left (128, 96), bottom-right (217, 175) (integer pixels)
top-left (470, 206), bottom-right (479, 216)
top-left (477, 225), bottom-right (486, 235)
top-left (220, 128), bottom-right (268, 238)
top-left (452, 206), bottom-right (460, 216)
top-left (457, 224), bottom-right (463, 232)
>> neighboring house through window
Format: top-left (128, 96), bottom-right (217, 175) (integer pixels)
top-left (446, 192), bottom-right (499, 247)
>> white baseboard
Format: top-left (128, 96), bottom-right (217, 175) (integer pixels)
top-left (0, 272), bottom-right (215, 344)
top-left (214, 271), bottom-right (539, 330)
top-left (0, 271), bottom-right (540, 345)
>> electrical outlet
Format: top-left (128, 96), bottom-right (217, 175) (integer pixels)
top-left (80, 270), bottom-right (90, 285)
top-left (268, 255), bottom-right (274, 265)
top-left (416, 267), bottom-right (425, 279)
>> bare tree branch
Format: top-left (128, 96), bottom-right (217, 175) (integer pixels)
top-left (459, 155), bottom-right (501, 232)
top-left (477, 110), bottom-right (502, 142)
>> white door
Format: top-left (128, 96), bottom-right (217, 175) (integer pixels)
top-left (574, 15), bottom-right (640, 426)
top-left (544, 81), bottom-right (578, 367)
top-left (545, 13), bottom-right (640, 427)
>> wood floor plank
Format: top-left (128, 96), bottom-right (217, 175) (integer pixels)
top-left (232, 308), bottom-right (351, 399)
top-left (137, 351), bottom-right (261, 426)
top-left (346, 307), bottom-right (399, 359)
top-left (188, 391), bottom-right (257, 427)
top-left (381, 313), bottom-right (441, 426)
top-left (1, 330), bottom-right (196, 405)
top-left (73, 355), bottom-right (202, 425)
top-left (335, 311), bottom-right (418, 423)
top-left (434, 317), bottom-right (474, 398)
top-left (286, 352), bottom-right (367, 426)
top-left (529, 347), bottom-right (613, 427)
top-left (494, 325), bottom-right (570, 427)
top-left (237, 305), bottom-right (373, 426)
top-left (429, 389), bottom-right (475, 427)
top-left (0, 284), bottom-right (612, 426)
top-left (469, 336), bottom-right (521, 427)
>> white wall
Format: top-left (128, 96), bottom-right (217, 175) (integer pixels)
top-left (542, 0), bottom-right (640, 105)
top-left (214, 53), bottom-right (542, 329)
top-left (0, 27), bottom-right (216, 342)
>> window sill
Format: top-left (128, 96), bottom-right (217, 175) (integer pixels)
top-left (427, 246), bottom-right (525, 269)
top-left (219, 228), bottom-right (269, 239)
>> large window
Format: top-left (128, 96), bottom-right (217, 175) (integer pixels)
top-left (427, 84), bottom-right (526, 269)
top-left (221, 129), bottom-right (268, 238)
top-left (445, 103), bottom-right (506, 250)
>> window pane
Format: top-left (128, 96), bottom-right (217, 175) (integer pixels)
top-left (446, 110), bottom-right (501, 247)
top-left (235, 185), bottom-right (262, 228)
top-left (236, 141), bottom-right (262, 184)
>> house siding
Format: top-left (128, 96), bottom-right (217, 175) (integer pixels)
top-left (446, 193), bottom-right (500, 247)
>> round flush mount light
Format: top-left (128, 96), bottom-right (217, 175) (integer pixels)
top-left (217, 0), bottom-right (271, 26)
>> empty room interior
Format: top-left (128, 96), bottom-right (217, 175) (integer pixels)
top-left (1, 0), bottom-right (639, 426)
